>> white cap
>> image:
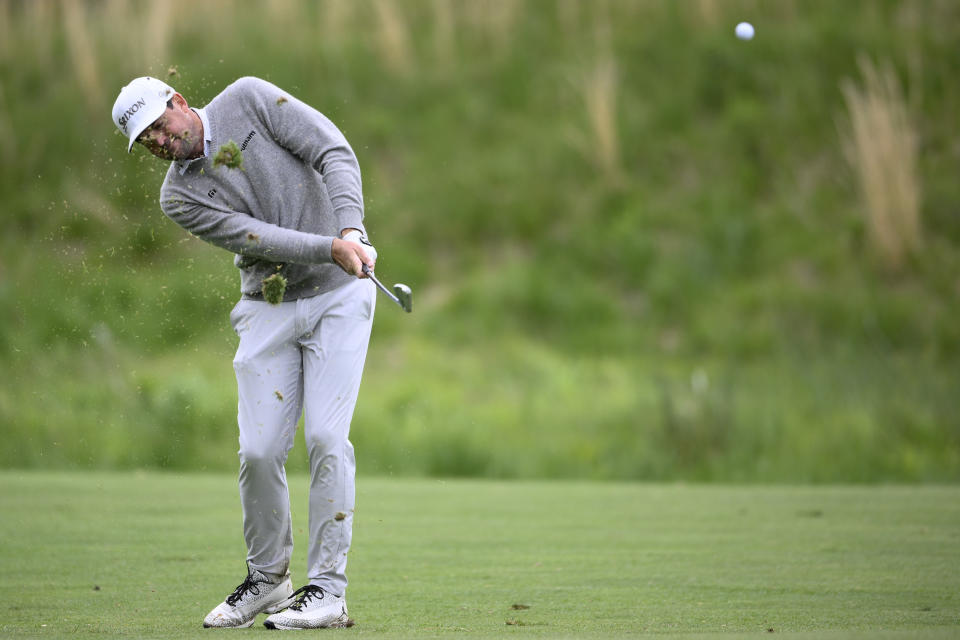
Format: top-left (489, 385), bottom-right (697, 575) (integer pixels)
top-left (112, 76), bottom-right (176, 152)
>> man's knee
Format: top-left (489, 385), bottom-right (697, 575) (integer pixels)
top-left (305, 431), bottom-right (344, 458)
top-left (239, 442), bottom-right (290, 470)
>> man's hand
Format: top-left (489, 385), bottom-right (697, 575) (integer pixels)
top-left (332, 231), bottom-right (376, 278)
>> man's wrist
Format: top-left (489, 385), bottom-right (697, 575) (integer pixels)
top-left (341, 229), bottom-right (377, 262)
top-left (318, 235), bottom-right (335, 264)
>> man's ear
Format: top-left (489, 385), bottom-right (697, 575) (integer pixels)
top-left (171, 93), bottom-right (190, 112)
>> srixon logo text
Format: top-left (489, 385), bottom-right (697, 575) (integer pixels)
top-left (118, 98), bottom-right (146, 133)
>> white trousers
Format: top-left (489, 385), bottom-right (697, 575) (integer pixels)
top-left (229, 278), bottom-right (375, 597)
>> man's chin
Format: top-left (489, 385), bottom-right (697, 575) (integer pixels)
top-left (169, 145), bottom-right (202, 162)
top-left (147, 148), bottom-right (176, 161)
top-left (152, 150), bottom-right (191, 162)
top-left (151, 140), bottom-right (190, 161)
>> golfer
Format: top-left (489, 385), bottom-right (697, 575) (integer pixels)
top-left (112, 76), bottom-right (376, 629)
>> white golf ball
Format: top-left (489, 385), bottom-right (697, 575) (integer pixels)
top-left (735, 22), bottom-right (754, 40)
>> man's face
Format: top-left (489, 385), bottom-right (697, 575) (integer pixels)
top-left (136, 96), bottom-right (201, 161)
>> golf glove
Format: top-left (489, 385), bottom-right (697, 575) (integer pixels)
top-left (342, 229), bottom-right (377, 262)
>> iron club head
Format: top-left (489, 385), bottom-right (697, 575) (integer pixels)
top-left (393, 284), bottom-right (412, 313)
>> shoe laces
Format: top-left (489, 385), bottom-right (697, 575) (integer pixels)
top-left (225, 573), bottom-right (263, 606)
top-left (288, 585), bottom-right (326, 611)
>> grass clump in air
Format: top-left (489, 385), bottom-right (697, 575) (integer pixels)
top-left (213, 140), bottom-right (243, 170)
top-left (261, 272), bottom-right (287, 304)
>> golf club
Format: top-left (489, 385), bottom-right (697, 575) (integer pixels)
top-left (362, 264), bottom-right (412, 313)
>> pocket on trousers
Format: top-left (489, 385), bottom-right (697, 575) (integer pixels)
top-left (335, 280), bottom-right (375, 321)
top-left (355, 280), bottom-right (375, 320)
top-left (229, 300), bottom-right (249, 335)
top-left (312, 281), bottom-right (375, 352)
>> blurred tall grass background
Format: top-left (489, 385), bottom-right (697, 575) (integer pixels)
top-left (1, 0), bottom-right (958, 481)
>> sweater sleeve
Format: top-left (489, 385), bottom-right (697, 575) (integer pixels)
top-left (160, 186), bottom-right (334, 264)
top-left (239, 77), bottom-right (365, 233)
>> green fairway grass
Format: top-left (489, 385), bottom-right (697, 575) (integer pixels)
top-left (0, 472), bottom-right (957, 638)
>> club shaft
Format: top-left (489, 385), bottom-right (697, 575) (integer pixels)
top-left (363, 265), bottom-right (403, 307)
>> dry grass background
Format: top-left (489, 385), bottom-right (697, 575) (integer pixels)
top-left (841, 57), bottom-right (922, 273)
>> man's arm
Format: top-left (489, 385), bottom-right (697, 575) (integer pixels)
top-left (162, 195), bottom-right (375, 277)
top-left (161, 194), bottom-right (335, 265)
top-left (238, 77), bottom-right (366, 236)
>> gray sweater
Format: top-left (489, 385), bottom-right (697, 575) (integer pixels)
top-left (160, 77), bottom-right (364, 301)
